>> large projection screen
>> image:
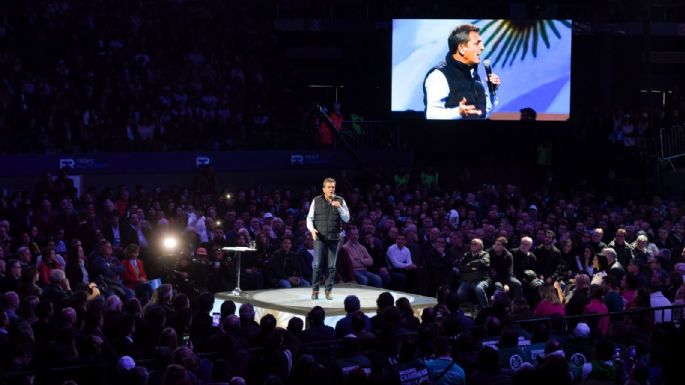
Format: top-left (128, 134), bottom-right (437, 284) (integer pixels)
top-left (391, 19), bottom-right (572, 121)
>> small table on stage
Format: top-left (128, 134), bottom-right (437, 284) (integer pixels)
top-left (222, 246), bottom-right (257, 296)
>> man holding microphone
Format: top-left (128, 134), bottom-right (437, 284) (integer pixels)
top-left (307, 177), bottom-right (350, 300)
top-left (423, 23), bottom-right (501, 119)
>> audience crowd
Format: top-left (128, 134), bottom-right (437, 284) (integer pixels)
top-left (1, 168), bottom-right (684, 385)
top-left (0, 0), bottom-right (319, 154)
top-left (1, 2), bottom-right (685, 385)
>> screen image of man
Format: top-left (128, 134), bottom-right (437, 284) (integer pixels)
top-left (423, 24), bottom-right (501, 120)
top-left (306, 177), bottom-right (351, 300)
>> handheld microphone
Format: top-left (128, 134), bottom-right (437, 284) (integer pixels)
top-left (482, 60), bottom-right (496, 99)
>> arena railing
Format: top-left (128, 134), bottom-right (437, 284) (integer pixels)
top-left (659, 124), bottom-right (685, 170)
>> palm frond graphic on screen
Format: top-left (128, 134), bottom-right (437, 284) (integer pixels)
top-left (472, 19), bottom-right (572, 68)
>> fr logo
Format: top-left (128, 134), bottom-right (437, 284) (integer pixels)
top-left (59, 159), bottom-right (76, 169)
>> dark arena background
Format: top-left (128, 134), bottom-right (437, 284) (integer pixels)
top-left (1, 1), bottom-right (685, 385)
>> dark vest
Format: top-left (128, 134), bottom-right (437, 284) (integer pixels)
top-left (423, 54), bottom-right (486, 119)
top-left (313, 195), bottom-right (343, 241)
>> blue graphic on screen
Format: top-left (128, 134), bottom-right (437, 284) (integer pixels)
top-left (391, 19), bottom-right (572, 120)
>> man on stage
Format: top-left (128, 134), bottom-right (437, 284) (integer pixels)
top-left (306, 177), bottom-right (350, 300)
top-left (423, 23), bottom-right (501, 120)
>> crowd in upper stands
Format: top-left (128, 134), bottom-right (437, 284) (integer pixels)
top-left (1, 166), bottom-right (684, 385)
top-left (0, 0), bottom-right (320, 154)
top-left (3, 0), bottom-right (682, 156)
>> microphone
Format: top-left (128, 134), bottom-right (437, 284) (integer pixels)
top-left (482, 60), bottom-right (496, 99)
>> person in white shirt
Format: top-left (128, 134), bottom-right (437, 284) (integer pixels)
top-left (386, 234), bottom-right (417, 292)
top-left (649, 272), bottom-right (672, 323)
top-left (306, 178), bottom-right (351, 300)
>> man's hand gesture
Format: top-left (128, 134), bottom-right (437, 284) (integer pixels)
top-left (458, 97), bottom-right (482, 118)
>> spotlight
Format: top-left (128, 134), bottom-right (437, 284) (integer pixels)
top-left (225, 193), bottom-right (232, 199)
top-left (162, 236), bottom-right (178, 251)
top-left (216, 220), bottom-right (222, 226)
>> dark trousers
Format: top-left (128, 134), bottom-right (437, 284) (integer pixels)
top-left (312, 239), bottom-right (340, 292)
top-left (493, 277), bottom-right (523, 299)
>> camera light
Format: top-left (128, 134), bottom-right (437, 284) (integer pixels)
top-left (162, 236), bottom-right (178, 251)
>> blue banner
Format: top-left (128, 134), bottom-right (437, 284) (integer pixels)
top-left (0, 150), bottom-right (411, 177)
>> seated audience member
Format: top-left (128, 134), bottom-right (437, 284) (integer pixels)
top-left (361, 232), bottom-right (392, 288)
top-left (91, 240), bottom-right (134, 299)
top-left (565, 273), bottom-right (591, 317)
top-left (386, 234), bottom-right (417, 292)
top-left (469, 346), bottom-right (514, 385)
top-left (649, 271), bottom-right (672, 323)
top-left (424, 336), bottom-right (466, 385)
top-left (37, 247), bottom-right (64, 286)
top-left (583, 284), bottom-right (610, 336)
top-left (510, 297), bottom-right (535, 322)
top-left (602, 275), bottom-right (625, 313)
top-left (385, 339), bottom-right (430, 385)
top-left (602, 247), bottom-right (625, 282)
top-left (486, 237), bottom-right (522, 299)
top-left (580, 338), bottom-right (618, 383)
top-left (335, 295), bottom-right (371, 338)
top-left (340, 226), bottom-right (382, 287)
top-left (122, 244), bottom-right (153, 303)
top-left (608, 228), bottom-right (633, 267)
top-left (266, 238), bottom-right (310, 288)
top-left (590, 253), bottom-right (609, 286)
top-left (456, 238), bottom-right (491, 309)
top-left (40, 269), bottom-right (72, 304)
top-left (534, 284), bottom-right (566, 317)
top-left (300, 306), bottom-right (336, 343)
top-left (534, 230), bottom-right (563, 283)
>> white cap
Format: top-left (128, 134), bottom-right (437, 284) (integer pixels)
top-left (117, 355), bottom-right (136, 371)
top-left (573, 322), bottom-right (590, 338)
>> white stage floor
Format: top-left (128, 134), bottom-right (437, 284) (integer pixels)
top-left (212, 283), bottom-right (437, 328)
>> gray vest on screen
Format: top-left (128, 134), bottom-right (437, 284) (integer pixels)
top-left (313, 195), bottom-right (342, 241)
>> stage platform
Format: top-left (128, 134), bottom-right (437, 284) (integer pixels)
top-left (212, 283), bottom-right (437, 328)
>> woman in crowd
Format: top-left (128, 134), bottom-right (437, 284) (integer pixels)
top-left (534, 284), bottom-right (566, 317)
top-left (584, 284), bottom-right (610, 336)
top-left (65, 241), bottom-right (90, 291)
top-left (590, 253), bottom-right (609, 286)
top-left (38, 247), bottom-right (63, 286)
top-left (122, 243), bottom-right (153, 304)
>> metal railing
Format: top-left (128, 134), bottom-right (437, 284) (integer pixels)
top-left (659, 124), bottom-right (685, 170)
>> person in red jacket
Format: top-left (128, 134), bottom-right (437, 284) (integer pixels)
top-left (122, 243), bottom-right (152, 302)
top-left (38, 248), bottom-right (64, 286)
